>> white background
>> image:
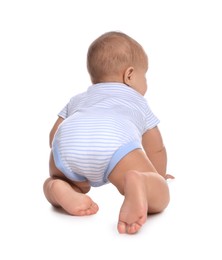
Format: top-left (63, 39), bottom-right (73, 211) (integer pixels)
top-left (0, 0), bottom-right (222, 259)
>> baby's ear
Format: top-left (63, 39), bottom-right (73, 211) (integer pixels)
top-left (123, 67), bottom-right (134, 85)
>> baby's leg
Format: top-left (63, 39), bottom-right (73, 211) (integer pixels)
top-left (108, 149), bottom-right (170, 234)
top-left (43, 178), bottom-right (99, 216)
top-left (43, 152), bottom-right (99, 216)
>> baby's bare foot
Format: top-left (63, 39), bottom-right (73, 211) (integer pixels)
top-left (51, 179), bottom-right (99, 216)
top-left (117, 171), bottom-right (148, 234)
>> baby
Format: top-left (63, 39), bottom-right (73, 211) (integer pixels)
top-left (43, 31), bottom-right (171, 234)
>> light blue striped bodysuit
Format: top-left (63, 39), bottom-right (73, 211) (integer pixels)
top-left (52, 83), bottom-right (160, 187)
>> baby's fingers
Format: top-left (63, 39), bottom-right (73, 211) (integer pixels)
top-left (165, 174), bottom-right (175, 180)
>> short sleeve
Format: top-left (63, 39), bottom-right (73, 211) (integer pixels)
top-left (58, 103), bottom-right (68, 119)
top-left (143, 103), bottom-right (160, 133)
top-left (57, 92), bottom-right (86, 119)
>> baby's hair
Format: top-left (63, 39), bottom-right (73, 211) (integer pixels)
top-left (87, 31), bottom-right (147, 83)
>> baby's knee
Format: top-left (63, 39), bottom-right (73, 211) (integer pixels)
top-left (148, 176), bottom-right (170, 213)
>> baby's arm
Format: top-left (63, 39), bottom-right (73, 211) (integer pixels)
top-left (142, 126), bottom-right (168, 179)
top-left (49, 116), bottom-right (64, 148)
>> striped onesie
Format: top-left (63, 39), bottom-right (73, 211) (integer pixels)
top-left (52, 82), bottom-right (160, 187)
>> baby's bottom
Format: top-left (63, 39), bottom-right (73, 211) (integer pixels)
top-left (108, 148), bottom-right (170, 234)
top-left (43, 152), bottom-right (99, 216)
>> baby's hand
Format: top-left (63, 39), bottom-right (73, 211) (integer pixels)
top-left (165, 174), bottom-right (175, 180)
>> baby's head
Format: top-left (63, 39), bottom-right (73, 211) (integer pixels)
top-left (87, 31), bottom-right (148, 95)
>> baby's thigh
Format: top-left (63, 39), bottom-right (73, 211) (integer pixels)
top-left (108, 149), bottom-right (157, 190)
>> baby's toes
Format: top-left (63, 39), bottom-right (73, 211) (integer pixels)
top-left (117, 221), bottom-right (127, 234)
